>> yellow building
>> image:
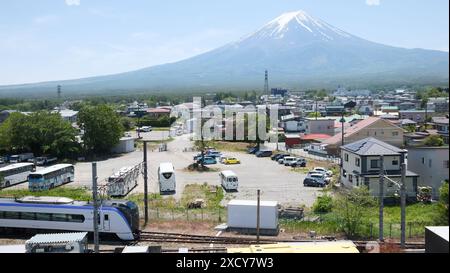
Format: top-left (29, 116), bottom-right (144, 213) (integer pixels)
top-left (227, 241), bottom-right (359, 253)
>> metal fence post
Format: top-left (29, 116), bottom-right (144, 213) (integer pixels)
top-left (389, 223), bottom-right (392, 238)
top-left (409, 222), bottom-right (412, 238)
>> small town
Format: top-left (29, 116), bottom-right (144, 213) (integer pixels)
top-left (0, 0), bottom-right (448, 265)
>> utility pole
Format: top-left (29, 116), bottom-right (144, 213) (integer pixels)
top-left (315, 98), bottom-right (318, 121)
top-left (256, 189), bottom-right (261, 244)
top-left (143, 141), bottom-right (149, 225)
top-left (92, 162), bottom-right (99, 253)
top-left (400, 162), bottom-right (406, 248)
top-left (379, 155), bottom-right (384, 242)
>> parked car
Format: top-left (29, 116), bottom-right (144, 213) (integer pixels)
top-left (303, 177), bottom-right (326, 188)
top-left (312, 167), bottom-right (333, 177)
top-left (307, 172), bottom-right (331, 184)
top-left (206, 151), bottom-right (222, 158)
top-left (247, 147), bottom-right (259, 154)
top-left (279, 156), bottom-right (297, 165)
top-left (197, 156), bottom-right (217, 165)
top-left (291, 158), bottom-right (307, 167)
top-left (223, 157), bottom-right (240, 164)
top-left (35, 156), bottom-right (58, 166)
top-left (255, 150), bottom-right (273, 157)
top-left (271, 153), bottom-right (289, 161)
top-left (137, 126), bottom-right (152, 132)
top-left (0, 156), bottom-right (5, 165)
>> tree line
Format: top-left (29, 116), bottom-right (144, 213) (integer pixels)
top-left (0, 105), bottom-right (124, 159)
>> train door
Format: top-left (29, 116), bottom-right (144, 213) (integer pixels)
top-left (103, 213), bottom-right (110, 231)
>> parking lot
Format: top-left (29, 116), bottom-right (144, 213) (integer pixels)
top-left (68, 132), bottom-right (324, 207)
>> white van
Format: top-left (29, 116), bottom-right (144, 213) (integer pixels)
top-left (219, 170), bottom-right (238, 191)
top-left (279, 156), bottom-right (297, 165)
top-left (158, 162), bottom-right (176, 193)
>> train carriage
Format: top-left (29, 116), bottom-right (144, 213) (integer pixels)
top-left (0, 196), bottom-right (139, 241)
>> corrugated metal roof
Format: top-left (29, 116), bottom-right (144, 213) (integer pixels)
top-left (26, 232), bottom-right (88, 245)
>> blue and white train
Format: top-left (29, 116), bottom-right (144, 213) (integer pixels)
top-left (0, 196), bottom-right (139, 240)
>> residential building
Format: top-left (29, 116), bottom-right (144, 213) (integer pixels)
top-left (271, 88), bottom-right (288, 97)
top-left (147, 107), bottom-right (171, 119)
top-left (53, 109), bottom-right (78, 123)
top-left (341, 137), bottom-right (419, 199)
top-left (305, 118), bottom-right (335, 136)
top-left (399, 110), bottom-right (435, 123)
top-left (323, 117), bottom-right (404, 155)
top-left (407, 146), bottom-right (449, 199)
top-left (325, 105), bottom-right (344, 116)
top-left (432, 117), bottom-right (449, 144)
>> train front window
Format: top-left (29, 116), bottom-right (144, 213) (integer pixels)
top-left (162, 172), bottom-right (172, 179)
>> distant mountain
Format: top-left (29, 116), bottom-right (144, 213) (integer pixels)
top-left (0, 10), bottom-right (448, 97)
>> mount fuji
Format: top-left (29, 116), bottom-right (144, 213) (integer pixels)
top-left (1, 10), bottom-right (448, 96)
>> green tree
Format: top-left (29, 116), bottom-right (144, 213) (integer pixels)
top-left (120, 117), bottom-right (135, 131)
top-left (435, 180), bottom-right (449, 225)
top-left (333, 186), bottom-right (376, 238)
top-left (307, 112), bottom-right (322, 118)
top-left (0, 111), bottom-right (79, 158)
top-left (424, 135), bottom-right (444, 147)
top-left (78, 105), bottom-right (124, 154)
top-left (405, 124), bottom-right (416, 133)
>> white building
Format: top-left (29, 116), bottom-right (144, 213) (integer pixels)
top-left (407, 147), bottom-right (449, 199)
top-left (341, 137), bottom-right (419, 199)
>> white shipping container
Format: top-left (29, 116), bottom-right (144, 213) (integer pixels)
top-left (227, 200), bottom-right (278, 230)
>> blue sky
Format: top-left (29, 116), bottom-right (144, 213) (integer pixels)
top-left (0, 0), bottom-right (448, 85)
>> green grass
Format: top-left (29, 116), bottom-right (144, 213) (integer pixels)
top-left (151, 127), bottom-right (170, 131)
top-left (0, 187), bottom-right (92, 201)
top-left (180, 183), bottom-right (224, 209)
top-left (195, 140), bottom-right (250, 152)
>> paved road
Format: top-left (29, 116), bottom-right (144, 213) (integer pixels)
top-left (72, 133), bottom-right (322, 207)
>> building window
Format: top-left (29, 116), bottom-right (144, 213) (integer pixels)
top-left (429, 159), bottom-right (432, 168)
top-left (349, 174), bottom-right (353, 183)
top-left (345, 153), bottom-right (349, 162)
top-left (342, 169), bottom-right (347, 178)
top-left (392, 131), bottom-right (399, 136)
top-left (422, 157), bottom-right (425, 164)
top-left (355, 158), bottom-right (360, 167)
top-left (392, 160), bottom-right (399, 166)
top-left (445, 161), bottom-right (449, 169)
top-left (371, 160), bottom-right (379, 168)
top-left (356, 176), bottom-right (360, 186)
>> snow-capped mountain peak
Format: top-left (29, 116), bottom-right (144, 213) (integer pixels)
top-left (247, 10), bottom-right (353, 41)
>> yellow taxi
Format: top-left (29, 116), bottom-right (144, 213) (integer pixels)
top-left (223, 157), bottom-right (240, 164)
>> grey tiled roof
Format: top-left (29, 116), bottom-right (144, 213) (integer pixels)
top-left (341, 137), bottom-right (406, 156)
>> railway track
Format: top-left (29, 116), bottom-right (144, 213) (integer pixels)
top-left (137, 231), bottom-right (425, 249)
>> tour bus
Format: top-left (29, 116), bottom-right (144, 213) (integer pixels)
top-left (158, 162), bottom-right (176, 193)
top-left (219, 170), bottom-right (239, 191)
top-left (28, 164), bottom-right (75, 191)
top-left (0, 163), bottom-right (35, 189)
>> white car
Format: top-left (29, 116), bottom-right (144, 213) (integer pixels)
top-left (313, 167), bottom-right (333, 177)
top-left (138, 126), bottom-right (152, 132)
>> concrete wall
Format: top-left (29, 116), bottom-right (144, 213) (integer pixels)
top-left (407, 147), bottom-right (449, 199)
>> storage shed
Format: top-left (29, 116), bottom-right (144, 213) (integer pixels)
top-left (111, 137), bottom-right (135, 154)
top-left (227, 199), bottom-right (279, 235)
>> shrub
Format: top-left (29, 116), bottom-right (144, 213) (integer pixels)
top-left (313, 194), bottom-right (333, 213)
